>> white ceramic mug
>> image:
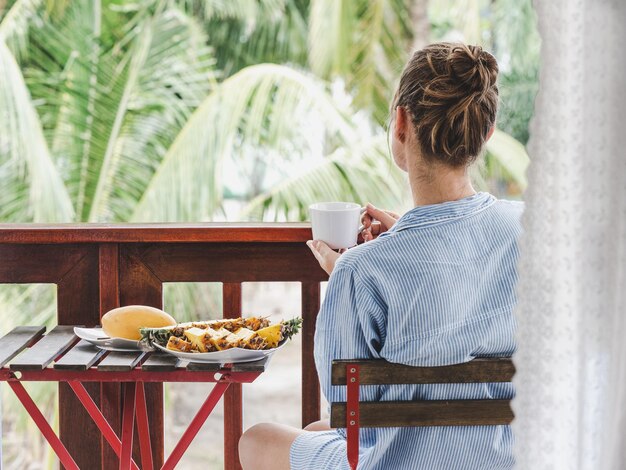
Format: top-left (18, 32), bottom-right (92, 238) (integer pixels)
top-left (309, 202), bottom-right (364, 250)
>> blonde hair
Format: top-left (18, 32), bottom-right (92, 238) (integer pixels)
top-left (392, 43), bottom-right (499, 167)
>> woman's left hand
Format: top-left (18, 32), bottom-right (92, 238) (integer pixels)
top-left (306, 240), bottom-right (343, 275)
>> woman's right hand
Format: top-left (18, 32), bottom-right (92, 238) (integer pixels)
top-left (361, 203), bottom-right (400, 242)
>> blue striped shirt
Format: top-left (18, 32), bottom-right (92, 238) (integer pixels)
top-left (291, 192), bottom-right (523, 469)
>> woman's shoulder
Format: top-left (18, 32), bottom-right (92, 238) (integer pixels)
top-left (493, 198), bottom-right (524, 214)
top-left (334, 197), bottom-right (524, 275)
top-left (333, 234), bottom-right (397, 275)
top-left (489, 198), bottom-right (525, 230)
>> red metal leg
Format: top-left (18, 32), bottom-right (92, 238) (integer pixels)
top-left (8, 381), bottom-right (79, 470)
top-left (135, 382), bottom-right (154, 470)
top-left (346, 364), bottom-right (360, 470)
top-left (161, 381), bottom-right (231, 470)
top-left (67, 381), bottom-right (140, 470)
top-left (120, 382), bottom-right (136, 470)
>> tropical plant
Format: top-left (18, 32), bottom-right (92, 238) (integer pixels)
top-left (1, 0), bottom-right (534, 229)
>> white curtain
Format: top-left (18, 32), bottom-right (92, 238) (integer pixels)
top-left (512, 0), bottom-right (626, 469)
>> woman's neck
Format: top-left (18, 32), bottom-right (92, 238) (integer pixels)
top-left (408, 159), bottom-right (476, 206)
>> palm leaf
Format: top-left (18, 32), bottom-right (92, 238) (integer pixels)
top-left (308, 0), bottom-right (356, 78)
top-left (0, 0), bottom-right (44, 60)
top-left (87, 8), bottom-right (215, 222)
top-left (26, 1), bottom-right (105, 220)
top-left (173, 0), bottom-right (285, 21)
top-left (308, 0), bottom-right (412, 124)
top-left (0, 39), bottom-right (73, 222)
top-left (241, 134), bottom-right (408, 221)
top-left (197, 0), bottom-right (309, 77)
top-left (24, 3), bottom-right (215, 222)
top-left (131, 63), bottom-right (356, 222)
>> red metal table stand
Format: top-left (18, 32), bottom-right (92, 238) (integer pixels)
top-left (0, 326), bottom-right (266, 469)
top-left (8, 379), bottom-right (80, 470)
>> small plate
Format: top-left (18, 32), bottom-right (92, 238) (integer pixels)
top-left (74, 327), bottom-right (142, 352)
top-left (153, 341), bottom-right (286, 363)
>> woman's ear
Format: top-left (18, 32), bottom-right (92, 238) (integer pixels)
top-left (395, 106), bottom-right (408, 143)
top-left (485, 125), bottom-right (495, 142)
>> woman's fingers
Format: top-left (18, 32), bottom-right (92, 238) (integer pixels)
top-left (384, 210), bottom-right (401, 220)
top-left (360, 211), bottom-right (373, 229)
top-left (306, 240), bottom-right (341, 275)
top-left (370, 221), bottom-right (381, 236)
top-left (365, 203), bottom-right (398, 231)
top-left (362, 222), bottom-right (381, 242)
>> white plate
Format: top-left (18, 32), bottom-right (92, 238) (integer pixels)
top-left (73, 327), bottom-right (142, 352)
top-left (153, 341), bottom-right (285, 363)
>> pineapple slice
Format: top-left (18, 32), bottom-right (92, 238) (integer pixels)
top-left (166, 336), bottom-right (193, 352)
top-left (184, 327), bottom-right (212, 352)
top-left (233, 328), bottom-right (267, 350)
top-left (224, 332), bottom-right (242, 348)
top-left (206, 328), bottom-right (233, 350)
top-left (256, 324), bottom-right (283, 348)
top-left (243, 317), bottom-right (271, 331)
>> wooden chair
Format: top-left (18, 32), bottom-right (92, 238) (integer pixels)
top-left (330, 358), bottom-right (515, 470)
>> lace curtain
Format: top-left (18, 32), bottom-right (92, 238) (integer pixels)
top-left (512, 1), bottom-right (626, 469)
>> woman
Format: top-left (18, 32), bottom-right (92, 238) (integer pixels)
top-left (239, 42), bottom-right (522, 469)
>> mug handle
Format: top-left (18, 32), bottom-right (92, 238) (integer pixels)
top-left (358, 206), bottom-right (367, 233)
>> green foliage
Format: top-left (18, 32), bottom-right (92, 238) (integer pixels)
top-left (0, 39), bottom-right (74, 222)
top-left (131, 63), bottom-right (373, 221)
top-left (24, 1), bottom-right (216, 222)
top-left (0, 0), bottom-right (535, 224)
top-left (308, 0), bottom-right (413, 125)
top-left (497, 68), bottom-right (538, 145)
top-left (242, 134), bottom-right (408, 221)
top-left (184, 0), bottom-right (310, 76)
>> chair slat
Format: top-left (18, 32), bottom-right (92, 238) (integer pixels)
top-left (142, 353), bottom-right (180, 371)
top-left (331, 400), bottom-right (514, 428)
top-left (54, 340), bottom-right (106, 370)
top-left (10, 326), bottom-right (77, 371)
top-left (98, 351), bottom-right (145, 372)
top-left (331, 358), bottom-right (514, 385)
top-left (0, 326), bottom-right (46, 368)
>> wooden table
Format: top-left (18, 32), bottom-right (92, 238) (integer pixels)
top-left (0, 325), bottom-right (269, 470)
top-left (0, 223), bottom-right (328, 469)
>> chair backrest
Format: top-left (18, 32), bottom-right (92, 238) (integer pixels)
top-left (330, 357), bottom-right (515, 429)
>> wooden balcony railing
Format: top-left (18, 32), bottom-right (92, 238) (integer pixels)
top-left (0, 223), bottom-right (328, 470)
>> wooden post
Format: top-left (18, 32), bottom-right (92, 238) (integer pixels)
top-left (119, 246), bottom-right (164, 469)
top-left (99, 243), bottom-right (122, 469)
top-left (56, 245), bottom-right (102, 470)
top-left (301, 282), bottom-right (321, 427)
top-left (223, 283), bottom-right (243, 470)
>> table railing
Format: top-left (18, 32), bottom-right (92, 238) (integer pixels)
top-left (0, 223), bottom-right (328, 470)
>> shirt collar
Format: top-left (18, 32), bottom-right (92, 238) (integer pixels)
top-left (382, 192), bottom-right (496, 235)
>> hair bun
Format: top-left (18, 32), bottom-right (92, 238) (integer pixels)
top-left (392, 42), bottom-right (499, 167)
top-left (448, 44), bottom-right (498, 96)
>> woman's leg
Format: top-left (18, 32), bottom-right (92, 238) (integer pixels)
top-left (239, 423), bottom-right (306, 470)
top-left (303, 419), bottom-right (331, 431)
